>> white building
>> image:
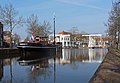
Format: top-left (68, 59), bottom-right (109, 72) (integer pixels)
top-left (49, 31), bottom-right (110, 48)
top-left (49, 31), bottom-right (78, 48)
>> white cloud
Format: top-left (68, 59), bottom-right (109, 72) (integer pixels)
top-left (55, 0), bottom-right (107, 11)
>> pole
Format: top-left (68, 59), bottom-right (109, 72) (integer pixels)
top-left (53, 13), bottom-right (56, 46)
top-left (54, 57), bottom-right (56, 83)
top-left (0, 22), bottom-right (3, 48)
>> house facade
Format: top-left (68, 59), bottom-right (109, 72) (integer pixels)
top-left (49, 31), bottom-right (87, 48)
top-left (49, 31), bottom-right (72, 47)
top-left (49, 31), bottom-right (110, 48)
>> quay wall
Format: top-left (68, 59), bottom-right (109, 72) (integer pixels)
top-left (0, 46), bottom-right (62, 59)
top-left (0, 48), bottom-right (20, 58)
top-left (89, 48), bottom-right (120, 83)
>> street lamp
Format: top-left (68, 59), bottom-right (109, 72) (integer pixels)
top-left (53, 13), bottom-right (56, 46)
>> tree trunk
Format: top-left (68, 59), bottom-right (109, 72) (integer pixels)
top-left (10, 24), bottom-right (12, 48)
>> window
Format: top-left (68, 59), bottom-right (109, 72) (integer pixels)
top-left (68, 38), bottom-right (69, 40)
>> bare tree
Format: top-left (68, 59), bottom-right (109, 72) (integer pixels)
top-left (69, 27), bottom-right (79, 34)
top-left (106, 0), bottom-right (120, 48)
top-left (26, 14), bottom-right (41, 36)
top-left (42, 21), bottom-right (52, 36)
top-left (0, 3), bottom-right (23, 48)
top-left (12, 33), bottom-right (21, 44)
top-left (80, 31), bottom-right (88, 35)
top-left (24, 36), bottom-right (30, 42)
top-left (26, 14), bottom-right (52, 37)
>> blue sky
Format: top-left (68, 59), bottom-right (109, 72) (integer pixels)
top-left (0, 0), bottom-right (114, 39)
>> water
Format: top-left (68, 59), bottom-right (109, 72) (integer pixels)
top-left (0, 48), bottom-right (107, 83)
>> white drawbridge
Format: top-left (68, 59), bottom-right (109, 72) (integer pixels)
top-left (82, 34), bottom-right (102, 48)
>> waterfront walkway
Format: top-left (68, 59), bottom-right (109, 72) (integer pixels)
top-left (89, 48), bottom-right (120, 83)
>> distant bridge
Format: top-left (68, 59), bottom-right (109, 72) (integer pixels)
top-left (82, 34), bottom-right (103, 48)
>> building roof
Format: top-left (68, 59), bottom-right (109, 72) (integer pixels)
top-left (96, 37), bottom-right (112, 41)
top-left (58, 31), bottom-right (72, 35)
top-left (72, 34), bottom-right (82, 37)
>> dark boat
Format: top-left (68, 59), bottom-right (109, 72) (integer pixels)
top-left (17, 42), bottom-right (43, 48)
top-left (17, 35), bottom-right (55, 49)
top-left (17, 42), bottom-right (56, 54)
top-left (16, 34), bottom-right (62, 58)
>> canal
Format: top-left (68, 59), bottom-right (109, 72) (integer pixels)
top-left (0, 48), bottom-right (107, 83)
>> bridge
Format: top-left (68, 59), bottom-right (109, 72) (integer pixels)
top-left (82, 34), bottom-right (103, 48)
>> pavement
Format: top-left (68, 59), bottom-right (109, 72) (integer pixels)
top-left (89, 48), bottom-right (120, 83)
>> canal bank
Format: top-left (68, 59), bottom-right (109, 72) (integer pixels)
top-left (0, 46), bottom-right (61, 59)
top-left (89, 48), bottom-right (120, 83)
top-left (0, 48), bottom-right (20, 58)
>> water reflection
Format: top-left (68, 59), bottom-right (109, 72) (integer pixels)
top-left (0, 60), bottom-right (3, 81)
top-left (82, 49), bottom-right (106, 63)
top-left (61, 48), bottom-right (107, 64)
top-left (17, 49), bottom-right (56, 83)
top-left (0, 57), bottom-right (18, 83)
top-left (28, 58), bottom-right (53, 83)
top-left (0, 48), bottom-right (107, 83)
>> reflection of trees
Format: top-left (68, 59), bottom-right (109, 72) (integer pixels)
top-left (69, 62), bottom-right (79, 70)
top-left (66, 52), bottom-right (79, 70)
top-left (1, 58), bottom-right (13, 83)
top-left (0, 55), bottom-right (22, 83)
top-left (0, 60), bottom-right (3, 81)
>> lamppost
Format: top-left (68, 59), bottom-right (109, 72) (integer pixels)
top-left (53, 13), bottom-right (56, 46)
top-left (0, 22), bottom-right (3, 48)
top-left (53, 15), bottom-right (56, 83)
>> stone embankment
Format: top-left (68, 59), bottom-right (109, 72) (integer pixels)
top-left (89, 48), bottom-right (120, 83)
top-left (0, 48), bottom-right (20, 58)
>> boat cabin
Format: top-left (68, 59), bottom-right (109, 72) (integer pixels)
top-left (34, 36), bottom-right (48, 45)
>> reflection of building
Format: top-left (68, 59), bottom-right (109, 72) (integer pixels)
top-left (59, 49), bottom-right (71, 64)
top-left (57, 48), bottom-right (107, 64)
top-left (0, 60), bottom-right (3, 81)
top-left (82, 49), bottom-right (105, 63)
top-left (58, 49), bottom-right (88, 64)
